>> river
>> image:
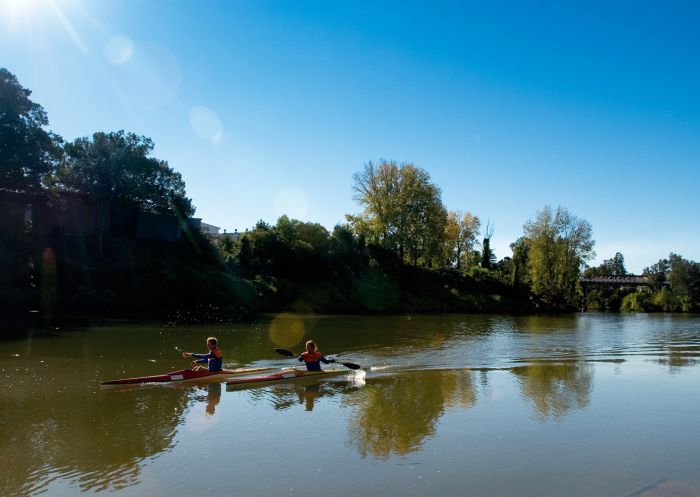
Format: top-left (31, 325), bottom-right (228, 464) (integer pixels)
top-left (2, 313), bottom-right (699, 497)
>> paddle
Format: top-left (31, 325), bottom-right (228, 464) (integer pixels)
top-left (274, 348), bottom-right (361, 370)
top-left (174, 347), bottom-right (198, 368)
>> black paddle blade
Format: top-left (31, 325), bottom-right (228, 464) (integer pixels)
top-left (274, 348), bottom-right (295, 357)
top-left (341, 362), bottom-right (361, 370)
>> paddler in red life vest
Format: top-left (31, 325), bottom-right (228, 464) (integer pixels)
top-left (297, 340), bottom-right (335, 371)
top-left (182, 337), bottom-right (223, 372)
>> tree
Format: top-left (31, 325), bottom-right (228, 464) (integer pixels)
top-left (58, 130), bottom-right (194, 253)
top-left (522, 205), bottom-right (595, 310)
top-left (510, 237), bottom-right (530, 288)
top-left (583, 252), bottom-right (627, 277)
top-left (644, 254), bottom-right (700, 312)
top-left (667, 254), bottom-right (700, 311)
top-left (480, 221), bottom-right (495, 270)
top-left (275, 215), bottom-right (330, 254)
top-left (0, 68), bottom-right (61, 191)
top-left (443, 210), bottom-right (480, 269)
top-left (348, 160), bottom-right (447, 266)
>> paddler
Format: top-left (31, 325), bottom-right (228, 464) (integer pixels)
top-left (297, 340), bottom-right (335, 371)
top-left (182, 337), bottom-right (223, 372)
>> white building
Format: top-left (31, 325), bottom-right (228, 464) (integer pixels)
top-left (200, 222), bottom-right (221, 237)
top-left (219, 229), bottom-right (241, 242)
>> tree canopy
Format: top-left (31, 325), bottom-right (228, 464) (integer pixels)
top-left (0, 68), bottom-right (61, 192)
top-left (522, 205), bottom-right (595, 310)
top-left (443, 210), bottom-right (480, 269)
top-left (348, 160), bottom-right (448, 266)
top-left (583, 252), bottom-right (627, 278)
top-left (58, 130), bottom-right (194, 216)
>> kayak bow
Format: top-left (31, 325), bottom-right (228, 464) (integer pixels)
top-left (226, 368), bottom-right (348, 387)
top-left (101, 367), bottom-right (273, 386)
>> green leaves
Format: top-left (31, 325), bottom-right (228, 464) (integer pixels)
top-left (523, 205), bottom-right (595, 310)
top-left (0, 68), bottom-right (61, 192)
top-left (350, 160), bottom-right (448, 267)
top-left (58, 131), bottom-right (193, 216)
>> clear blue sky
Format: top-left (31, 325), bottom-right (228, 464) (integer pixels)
top-left (2, 0), bottom-right (698, 273)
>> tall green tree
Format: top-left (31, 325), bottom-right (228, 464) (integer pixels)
top-left (348, 160), bottom-right (447, 266)
top-left (443, 210), bottom-right (480, 269)
top-left (523, 205), bottom-right (595, 310)
top-left (0, 68), bottom-right (61, 192)
top-left (510, 237), bottom-right (530, 288)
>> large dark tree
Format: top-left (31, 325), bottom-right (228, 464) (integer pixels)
top-left (59, 130), bottom-right (194, 253)
top-left (59, 130), bottom-right (193, 214)
top-left (0, 68), bottom-right (61, 192)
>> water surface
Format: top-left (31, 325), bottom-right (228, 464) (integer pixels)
top-left (2, 313), bottom-right (699, 497)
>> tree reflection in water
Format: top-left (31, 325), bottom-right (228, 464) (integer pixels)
top-left (655, 334), bottom-right (700, 373)
top-left (344, 370), bottom-right (477, 459)
top-left (510, 360), bottom-right (593, 420)
top-left (2, 387), bottom-right (187, 497)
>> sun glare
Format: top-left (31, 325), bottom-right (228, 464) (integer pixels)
top-left (1, 0), bottom-right (88, 53)
top-left (1, 0), bottom-right (47, 23)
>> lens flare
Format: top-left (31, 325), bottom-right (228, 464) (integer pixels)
top-left (189, 106), bottom-right (224, 143)
top-left (268, 313), bottom-right (305, 349)
top-left (105, 35), bottom-right (134, 65)
top-left (111, 42), bottom-right (182, 111)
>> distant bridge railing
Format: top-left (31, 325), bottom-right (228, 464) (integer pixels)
top-left (579, 275), bottom-right (669, 288)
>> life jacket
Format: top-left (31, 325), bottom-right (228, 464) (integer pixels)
top-left (300, 350), bottom-right (325, 371)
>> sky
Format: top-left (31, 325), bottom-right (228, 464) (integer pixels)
top-left (1, 0), bottom-right (698, 273)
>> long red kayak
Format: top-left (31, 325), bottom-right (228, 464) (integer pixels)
top-left (101, 367), bottom-right (274, 386)
top-left (226, 368), bottom-right (347, 387)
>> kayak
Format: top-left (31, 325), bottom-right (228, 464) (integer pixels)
top-left (101, 367), bottom-right (274, 386)
top-left (226, 368), bottom-right (347, 387)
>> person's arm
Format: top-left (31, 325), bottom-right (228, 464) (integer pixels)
top-left (297, 352), bottom-right (305, 363)
top-left (191, 351), bottom-right (213, 364)
top-left (320, 355), bottom-right (336, 364)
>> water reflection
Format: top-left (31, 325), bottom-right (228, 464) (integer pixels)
top-left (345, 370), bottom-right (477, 459)
top-left (2, 314), bottom-right (700, 496)
top-left (192, 382), bottom-right (222, 416)
top-left (510, 360), bottom-right (593, 420)
top-left (2, 387), bottom-right (187, 497)
top-left (237, 377), bottom-right (362, 411)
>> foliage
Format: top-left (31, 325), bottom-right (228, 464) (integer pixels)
top-left (620, 292), bottom-right (648, 312)
top-left (522, 205), bottom-right (595, 310)
top-left (58, 130), bottom-right (194, 216)
top-left (443, 210), bottom-right (480, 269)
top-left (510, 237), bottom-right (530, 289)
top-left (0, 68), bottom-right (61, 192)
top-left (347, 160), bottom-right (448, 266)
top-left (643, 253), bottom-right (700, 312)
top-left (583, 252), bottom-right (627, 277)
top-left (480, 221), bottom-right (495, 270)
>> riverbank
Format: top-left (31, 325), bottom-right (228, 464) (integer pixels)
top-left (1, 230), bottom-right (535, 337)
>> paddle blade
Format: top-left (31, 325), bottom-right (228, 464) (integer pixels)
top-left (340, 361), bottom-right (361, 370)
top-left (274, 348), bottom-right (295, 357)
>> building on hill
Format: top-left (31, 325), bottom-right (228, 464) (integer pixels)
top-left (218, 229), bottom-right (241, 242)
top-left (200, 222), bottom-right (221, 237)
